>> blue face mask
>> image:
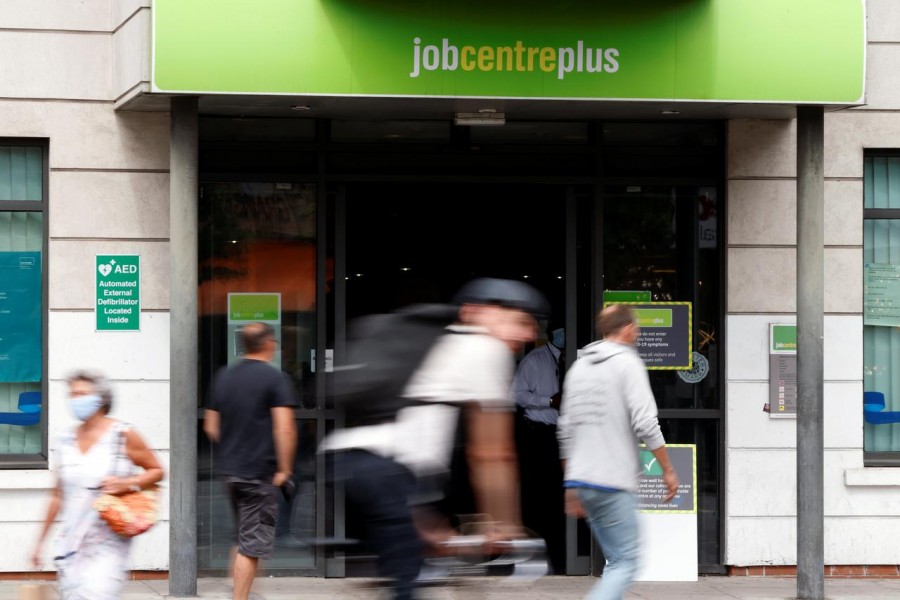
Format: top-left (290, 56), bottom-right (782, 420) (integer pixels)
top-left (70, 394), bottom-right (104, 421)
top-left (551, 328), bottom-right (565, 349)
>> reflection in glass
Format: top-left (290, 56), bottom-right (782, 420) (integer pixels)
top-left (659, 418), bottom-right (720, 568)
top-left (198, 420), bottom-right (317, 571)
top-left (199, 182), bottom-right (319, 409)
top-left (603, 186), bottom-right (721, 411)
top-left (0, 211), bottom-right (42, 455)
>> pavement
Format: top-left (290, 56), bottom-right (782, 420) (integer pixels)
top-left (5, 576), bottom-right (900, 600)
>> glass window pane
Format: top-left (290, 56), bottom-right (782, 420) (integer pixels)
top-left (0, 146), bottom-right (43, 201)
top-left (603, 186), bottom-right (721, 410)
top-left (470, 121), bottom-right (588, 144)
top-left (331, 120), bottom-right (451, 142)
top-left (0, 212), bottom-right (44, 455)
top-left (864, 157), bottom-right (900, 209)
top-left (864, 218), bottom-right (900, 452)
top-left (198, 182), bottom-right (318, 410)
top-left (198, 419), bottom-right (317, 571)
top-left (603, 123), bottom-right (719, 147)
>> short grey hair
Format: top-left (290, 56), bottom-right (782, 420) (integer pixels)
top-left (66, 369), bottom-right (114, 414)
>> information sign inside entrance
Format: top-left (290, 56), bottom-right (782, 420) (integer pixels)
top-left (96, 255), bottom-right (140, 331)
top-left (605, 302), bottom-right (692, 370)
top-left (768, 324), bottom-right (797, 418)
top-left (227, 293), bottom-right (282, 369)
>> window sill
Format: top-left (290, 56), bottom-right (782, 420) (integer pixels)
top-left (845, 468), bottom-right (900, 487)
top-left (0, 470), bottom-right (54, 489)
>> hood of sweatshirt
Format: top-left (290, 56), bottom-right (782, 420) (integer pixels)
top-left (579, 339), bottom-right (632, 365)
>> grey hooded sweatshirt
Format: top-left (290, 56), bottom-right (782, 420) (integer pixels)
top-left (557, 339), bottom-right (666, 493)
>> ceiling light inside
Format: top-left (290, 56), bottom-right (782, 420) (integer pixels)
top-left (291, 105), bottom-right (312, 111)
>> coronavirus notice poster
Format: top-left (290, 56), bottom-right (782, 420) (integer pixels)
top-left (0, 252), bottom-right (42, 382)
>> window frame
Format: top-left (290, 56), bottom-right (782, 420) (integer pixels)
top-left (0, 138), bottom-right (49, 469)
top-left (862, 150), bottom-right (900, 466)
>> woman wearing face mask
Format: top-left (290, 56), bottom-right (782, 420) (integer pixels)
top-left (30, 370), bottom-right (164, 599)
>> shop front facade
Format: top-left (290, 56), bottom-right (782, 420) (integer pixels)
top-left (2, 0), bottom-right (899, 581)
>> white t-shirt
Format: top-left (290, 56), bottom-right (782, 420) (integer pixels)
top-left (320, 325), bottom-right (515, 476)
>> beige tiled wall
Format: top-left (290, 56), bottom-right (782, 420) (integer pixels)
top-left (724, 0), bottom-right (900, 567)
top-left (0, 0), bottom-right (169, 571)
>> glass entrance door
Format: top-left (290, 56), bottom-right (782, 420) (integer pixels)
top-left (334, 181), bottom-right (571, 574)
top-left (197, 181), bottom-right (321, 574)
top-left (602, 184), bottom-right (723, 569)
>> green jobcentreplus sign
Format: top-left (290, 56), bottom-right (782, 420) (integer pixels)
top-left (96, 255), bottom-right (140, 331)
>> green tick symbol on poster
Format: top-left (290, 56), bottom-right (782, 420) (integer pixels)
top-left (640, 450), bottom-right (663, 476)
top-left (96, 255), bottom-right (140, 331)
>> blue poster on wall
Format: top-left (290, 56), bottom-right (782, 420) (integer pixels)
top-left (0, 252), bottom-right (42, 382)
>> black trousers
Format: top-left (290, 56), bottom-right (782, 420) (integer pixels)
top-left (516, 413), bottom-right (566, 574)
top-left (339, 450), bottom-right (423, 600)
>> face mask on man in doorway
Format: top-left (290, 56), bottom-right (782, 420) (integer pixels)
top-left (550, 328), bottom-right (565, 349)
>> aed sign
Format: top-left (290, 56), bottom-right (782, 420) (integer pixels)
top-left (96, 255), bottom-right (140, 331)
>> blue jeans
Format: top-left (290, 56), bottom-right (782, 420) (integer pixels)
top-left (578, 488), bottom-right (640, 600)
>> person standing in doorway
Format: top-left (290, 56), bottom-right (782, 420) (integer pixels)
top-left (558, 304), bottom-right (678, 600)
top-left (512, 325), bottom-right (566, 573)
top-left (204, 322), bottom-right (298, 600)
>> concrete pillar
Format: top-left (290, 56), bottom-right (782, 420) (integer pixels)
top-left (796, 105), bottom-right (825, 600)
top-left (169, 96), bottom-right (199, 597)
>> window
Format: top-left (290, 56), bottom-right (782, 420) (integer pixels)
top-left (863, 154), bottom-right (900, 463)
top-left (0, 142), bottom-right (46, 466)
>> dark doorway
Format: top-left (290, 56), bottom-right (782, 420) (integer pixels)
top-left (344, 182), bottom-right (566, 320)
top-left (342, 181), bottom-right (569, 572)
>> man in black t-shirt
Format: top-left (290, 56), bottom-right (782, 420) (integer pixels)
top-left (204, 322), bottom-right (298, 600)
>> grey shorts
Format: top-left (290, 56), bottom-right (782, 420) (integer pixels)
top-left (227, 479), bottom-right (279, 559)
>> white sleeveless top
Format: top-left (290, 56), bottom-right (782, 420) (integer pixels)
top-left (53, 420), bottom-right (133, 561)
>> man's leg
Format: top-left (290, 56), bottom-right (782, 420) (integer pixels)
top-left (232, 553), bottom-right (258, 600)
top-left (342, 451), bottom-right (423, 600)
top-left (228, 481), bottom-right (279, 600)
top-left (577, 488), bottom-right (640, 600)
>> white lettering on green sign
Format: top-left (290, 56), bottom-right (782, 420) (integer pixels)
top-left (409, 38), bottom-right (619, 80)
top-left (95, 255), bottom-right (140, 331)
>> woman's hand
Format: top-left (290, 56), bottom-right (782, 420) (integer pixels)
top-left (30, 543), bottom-right (43, 569)
top-left (99, 476), bottom-right (138, 495)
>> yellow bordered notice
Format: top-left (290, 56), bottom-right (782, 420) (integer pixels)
top-left (636, 444), bottom-right (697, 515)
top-left (602, 301), bottom-right (693, 370)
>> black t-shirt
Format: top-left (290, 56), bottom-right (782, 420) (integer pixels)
top-left (208, 359), bottom-right (298, 480)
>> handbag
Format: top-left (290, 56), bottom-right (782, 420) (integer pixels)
top-left (93, 423), bottom-right (158, 538)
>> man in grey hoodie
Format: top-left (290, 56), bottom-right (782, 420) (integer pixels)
top-left (557, 304), bottom-right (678, 600)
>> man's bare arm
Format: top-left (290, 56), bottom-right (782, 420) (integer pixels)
top-left (203, 409), bottom-right (220, 443)
top-left (271, 406), bottom-right (297, 487)
top-left (466, 406), bottom-right (520, 527)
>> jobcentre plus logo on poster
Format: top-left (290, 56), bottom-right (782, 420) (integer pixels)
top-left (410, 38), bottom-right (619, 80)
top-left (96, 255), bottom-right (140, 331)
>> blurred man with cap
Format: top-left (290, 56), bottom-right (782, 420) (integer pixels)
top-left (322, 277), bottom-right (549, 599)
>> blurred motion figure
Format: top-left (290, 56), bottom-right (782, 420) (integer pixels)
top-left (322, 277), bottom-right (549, 599)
